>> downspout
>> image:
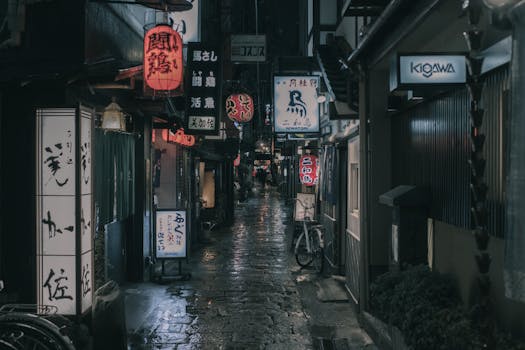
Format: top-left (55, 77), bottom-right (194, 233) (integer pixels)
top-left (504, 1), bottom-right (525, 304)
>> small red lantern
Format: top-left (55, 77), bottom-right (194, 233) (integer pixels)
top-left (226, 93), bottom-right (254, 123)
top-left (144, 25), bottom-right (183, 91)
top-left (299, 154), bottom-right (318, 186)
top-left (233, 154), bottom-right (241, 167)
top-left (161, 129), bottom-right (195, 147)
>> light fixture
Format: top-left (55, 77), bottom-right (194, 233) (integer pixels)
top-left (101, 97), bottom-right (126, 131)
top-left (316, 94), bottom-right (327, 103)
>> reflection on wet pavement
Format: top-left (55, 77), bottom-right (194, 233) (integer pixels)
top-left (126, 188), bottom-right (312, 349)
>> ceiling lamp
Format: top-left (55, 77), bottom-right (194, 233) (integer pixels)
top-left (137, 0), bottom-right (193, 11)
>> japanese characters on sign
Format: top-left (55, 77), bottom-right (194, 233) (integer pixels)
top-left (36, 107), bottom-right (94, 316)
top-left (185, 43), bottom-right (220, 135)
top-left (226, 93), bottom-right (254, 123)
top-left (143, 25), bottom-right (183, 96)
top-left (299, 154), bottom-right (319, 187)
top-left (155, 210), bottom-right (187, 259)
top-left (274, 75), bottom-right (320, 133)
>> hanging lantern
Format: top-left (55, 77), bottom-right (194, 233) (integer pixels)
top-left (161, 128), bottom-right (195, 147)
top-left (299, 154), bottom-right (319, 186)
top-left (233, 154), bottom-right (241, 167)
top-left (226, 93), bottom-right (254, 123)
top-left (143, 25), bottom-right (183, 92)
top-left (101, 98), bottom-right (126, 131)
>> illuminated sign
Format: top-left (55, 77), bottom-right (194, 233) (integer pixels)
top-left (391, 54), bottom-right (466, 91)
top-left (143, 25), bottom-right (183, 95)
top-left (274, 75), bottom-right (320, 133)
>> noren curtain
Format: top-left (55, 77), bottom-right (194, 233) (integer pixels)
top-left (94, 129), bottom-right (136, 226)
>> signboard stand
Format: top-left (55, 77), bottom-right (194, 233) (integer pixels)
top-left (154, 209), bottom-right (191, 282)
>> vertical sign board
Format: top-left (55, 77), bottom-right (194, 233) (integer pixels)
top-left (36, 107), bottom-right (93, 316)
top-left (185, 43), bottom-right (221, 135)
top-left (155, 210), bottom-right (187, 259)
top-left (274, 76), bottom-right (320, 134)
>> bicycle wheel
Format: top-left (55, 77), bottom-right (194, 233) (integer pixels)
top-left (295, 232), bottom-right (313, 267)
top-left (0, 313), bottom-right (74, 350)
top-left (309, 227), bottom-right (324, 274)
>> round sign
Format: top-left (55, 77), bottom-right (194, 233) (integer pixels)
top-left (226, 93), bottom-right (254, 123)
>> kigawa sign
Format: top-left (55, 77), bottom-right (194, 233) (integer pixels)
top-left (391, 54), bottom-right (466, 91)
top-left (274, 75), bottom-right (320, 133)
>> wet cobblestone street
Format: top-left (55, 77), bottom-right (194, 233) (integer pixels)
top-left (126, 187), bottom-right (312, 349)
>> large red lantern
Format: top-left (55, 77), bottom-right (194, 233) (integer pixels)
top-left (299, 154), bottom-right (318, 186)
top-left (226, 93), bottom-right (254, 123)
top-left (143, 25), bottom-right (183, 91)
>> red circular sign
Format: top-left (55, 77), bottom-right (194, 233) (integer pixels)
top-left (299, 154), bottom-right (318, 186)
top-left (226, 93), bottom-right (254, 123)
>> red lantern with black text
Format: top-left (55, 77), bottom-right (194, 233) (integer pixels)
top-left (299, 154), bottom-right (318, 186)
top-left (226, 93), bottom-right (254, 123)
top-left (143, 25), bottom-right (183, 92)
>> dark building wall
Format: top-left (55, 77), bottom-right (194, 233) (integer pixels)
top-left (434, 220), bottom-right (525, 336)
top-left (368, 69), bottom-right (391, 271)
top-left (391, 67), bottom-right (508, 237)
top-left (0, 82), bottom-right (68, 302)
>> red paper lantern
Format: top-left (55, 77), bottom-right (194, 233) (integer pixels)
top-left (144, 25), bottom-right (183, 91)
top-left (299, 154), bottom-right (318, 186)
top-left (226, 93), bottom-right (254, 123)
top-left (161, 129), bottom-right (195, 147)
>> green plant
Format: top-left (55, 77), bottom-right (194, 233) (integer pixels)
top-left (369, 265), bottom-right (525, 350)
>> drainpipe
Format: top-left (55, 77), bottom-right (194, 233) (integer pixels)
top-left (504, 1), bottom-right (525, 304)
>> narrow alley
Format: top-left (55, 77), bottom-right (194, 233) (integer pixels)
top-left (125, 187), bottom-right (375, 350)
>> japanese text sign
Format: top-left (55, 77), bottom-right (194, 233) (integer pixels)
top-left (143, 25), bottom-right (183, 96)
top-left (155, 210), bottom-right (187, 259)
top-left (185, 42), bottom-right (221, 135)
top-left (299, 154), bottom-right (319, 186)
top-left (36, 107), bottom-right (94, 316)
top-left (274, 75), bottom-right (320, 133)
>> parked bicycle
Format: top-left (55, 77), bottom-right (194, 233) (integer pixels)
top-left (0, 304), bottom-right (75, 350)
top-left (293, 197), bottom-right (324, 273)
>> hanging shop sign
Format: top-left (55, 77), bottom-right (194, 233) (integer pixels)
top-left (155, 209), bottom-right (187, 259)
top-left (185, 42), bottom-right (221, 135)
top-left (299, 154), bottom-right (319, 186)
top-left (143, 25), bottom-right (183, 97)
top-left (226, 93), bottom-right (254, 123)
top-left (169, 0), bottom-right (200, 43)
top-left (274, 75), bottom-right (320, 133)
top-left (35, 107), bottom-right (94, 316)
top-left (231, 34), bottom-right (266, 62)
top-left (390, 54), bottom-right (466, 91)
top-left (161, 128), bottom-right (196, 147)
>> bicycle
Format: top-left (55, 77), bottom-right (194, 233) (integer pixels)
top-left (0, 304), bottom-right (75, 350)
top-left (293, 198), bottom-right (324, 274)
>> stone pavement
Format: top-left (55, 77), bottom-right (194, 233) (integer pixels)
top-left (124, 187), bottom-right (376, 350)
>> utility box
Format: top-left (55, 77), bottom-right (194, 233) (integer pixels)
top-left (379, 185), bottom-right (430, 269)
